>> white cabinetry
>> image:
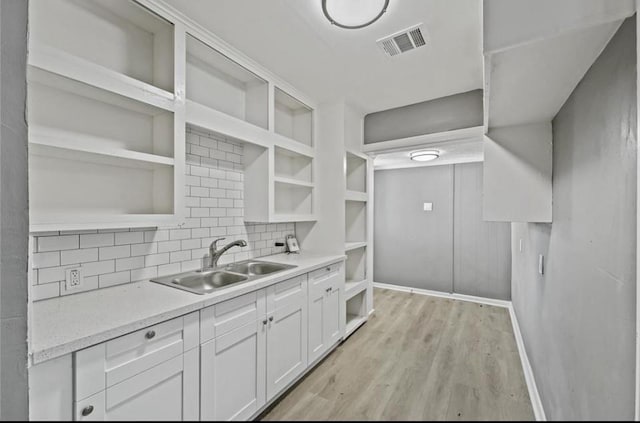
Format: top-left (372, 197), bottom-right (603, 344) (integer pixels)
top-left (73, 313), bottom-right (200, 421)
top-left (308, 262), bottom-right (344, 364)
top-left (200, 274), bottom-right (310, 420)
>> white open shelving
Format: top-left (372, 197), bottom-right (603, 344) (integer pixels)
top-left (186, 33), bottom-right (268, 129)
top-left (345, 290), bottom-right (367, 338)
top-left (274, 87), bottom-right (313, 147)
top-left (30, 0), bottom-right (175, 94)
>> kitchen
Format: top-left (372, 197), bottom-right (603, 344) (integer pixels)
top-left (0, 0), bottom-right (637, 421)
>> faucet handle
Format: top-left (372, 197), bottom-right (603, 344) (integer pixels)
top-left (211, 237), bottom-right (226, 251)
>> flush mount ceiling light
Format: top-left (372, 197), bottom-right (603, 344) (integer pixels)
top-left (410, 150), bottom-right (440, 162)
top-left (322, 0), bottom-right (389, 29)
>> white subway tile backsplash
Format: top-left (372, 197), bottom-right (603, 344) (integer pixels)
top-left (30, 128), bottom-right (295, 301)
top-left (99, 271), bottom-right (130, 288)
top-left (38, 235), bottom-right (79, 252)
top-left (32, 251), bottom-right (60, 269)
top-left (80, 233), bottom-right (114, 249)
top-left (115, 231), bottom-right (144, 245)
top-left (60, 248), bottom-right (98, 266)
top-left (99, 245), bottom-right (131, 260)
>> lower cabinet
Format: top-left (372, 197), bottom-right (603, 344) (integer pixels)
top-left (308, 261), bottom-right (345, 364)
top-left (74, 312), bottom-right (201, 421)
top-left (200, 320), bottom-right (266, 421)
top-left (200, 274), bottom-right (309, 420)
top-left (76, 350), bottom-right (199, 421)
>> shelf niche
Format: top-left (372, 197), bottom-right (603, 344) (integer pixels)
top-left (345, 290), bottom-right (367, 336)
top-left (274, 146), bottom-right (313, 184)
top-left (30, 0), bottom-right (174, 93)
top-left (345, 201), bottom-right (367, 244)
top-left (346, 151), bottom-right (367, 193)
top-left (186, 34), bottom-right (268, 130)
top-left (274, 182), bottom-right (313, 216)
top-left (28, 67), bottom-right (175, 159)
top-left (274, 88), bottom-right (313, 146)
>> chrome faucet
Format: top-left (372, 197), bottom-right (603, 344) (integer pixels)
top-left (208, 237), bottom-right (247, 268)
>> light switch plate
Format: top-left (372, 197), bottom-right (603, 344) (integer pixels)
top-left (423, 202), bottom-right (433, 211)
top-left (538, 255), bottom-right (544, 275)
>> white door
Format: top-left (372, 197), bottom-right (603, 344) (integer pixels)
top-left (200, 319), bottom-right (266, 421)
top-left (325, 281), bottom-right (342, 347)
top-left (74, 350), bottom-right (199, 421)
top-left (307, 281), bottom-right (328, 364)
top-left (266, 276), bottom-right (308, 400)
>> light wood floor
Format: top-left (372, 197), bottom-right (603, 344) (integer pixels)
top-left (261, 288), bottom-right (534, 421)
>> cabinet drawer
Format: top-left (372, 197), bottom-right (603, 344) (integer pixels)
top-left (75, 311), bottom-right (199, 401)
top-left (309, 261), bottom-right (344, 296)
top-left (309, 261), bottom-right (342, 284)
top-left (266, 274), bottom-right (307, 314)
top-left (201, 290), bottom-right (266, 343)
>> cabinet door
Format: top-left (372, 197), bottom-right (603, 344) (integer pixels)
top-left (201, 320), bottom-right (266, 421)
top-left (266, 277), bottom-right (308, 400)
top-left (325, 282), bottom-right (342, 348)
top-left (75, 350), bottom-right (199, 421)
top-left (307, 280), bottom-right (328, 364)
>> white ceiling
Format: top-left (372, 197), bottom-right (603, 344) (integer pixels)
top-left (164, 0), bottom-right (483, 113)
top-left (373, 138), bottom-right (483, 170)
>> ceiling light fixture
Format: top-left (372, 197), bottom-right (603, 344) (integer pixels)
top-left (322, 0), bottom-right (389, 29)
top-left (410, 150), bottom-right (440, 162)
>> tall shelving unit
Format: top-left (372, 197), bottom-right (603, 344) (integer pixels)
top-left (28, 0), bottom-right (184, 232)
top-left (344, 149), bottom-right (371, 338)
top-left (27, 0), bottom-right (319, 231)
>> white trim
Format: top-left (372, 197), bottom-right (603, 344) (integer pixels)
top-left (372, 281), bottom-right (510, 308)
top-left (508, 304), bottom-right (547, 421)
top-left (373, 281), bottom-right (546, 420)
top-left (362, 126), bottom-right (484, 154)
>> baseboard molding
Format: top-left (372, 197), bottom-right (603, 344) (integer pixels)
top-left (508, 304), bottom-right (547, 421)
top-left (372, 282), bottom-right (511, 309)
top-left (372, 281), bottom-right (546, 421)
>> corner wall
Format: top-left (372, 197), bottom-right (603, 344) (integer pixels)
top-left (511, 16), bottom-right (637, 420)
top-left (0, 0), bottom-right (29, 418)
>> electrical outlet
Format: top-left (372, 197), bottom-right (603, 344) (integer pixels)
top-left (65, 267), bottom-right (83, 290)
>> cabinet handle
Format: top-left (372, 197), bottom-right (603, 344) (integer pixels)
top-left (325, 287), bottom-right (330, 292)
top-left (326, 267), bottom-right (331, 271)
top-left (145, 330), bottom-right (156, 340)
top-left (81, 405), bottom-right (94, 416)
top-left (269, 316), bottom-right (274, 322)
top-left (329, 286), bottom-right (333, 292)
top-left (262, 319), bottom-right (268, 325)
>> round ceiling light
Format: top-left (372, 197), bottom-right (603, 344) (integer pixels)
top-left (322, 0), bottom-right (390, 29)
top-left (410, 150), bottom-right (440, 162)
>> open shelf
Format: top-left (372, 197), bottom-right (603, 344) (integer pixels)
top-left (30, 146), bottom-right (174, 223)
top-left (345, 246), bottom-right (367, 281)
top-left (274, 146), bottom-right (313, 184)
top-left (346, 150), bottom-right (367, 193)
top-left (274, 87), bottom-right (313, 146)
top-left (345, 191), bottom-right (368, 202)
top-left (28, 67), bottom-right (175, 159)
top-left (345, 278), bottom-right (368, 301)
top-left (274, 182), bottom-right (313, 216)
top-left (187, 34), bottom-right (268, 130)
top-left (273, 176), bottom-right (314, 189)
top-left (345, 242), bottom-right (367, 252)
top-left (346, 200), bottom-right (367, 244)
top-left (345, 291), bottom-right (367, 338)
top-left (29, 0), bottom-right (174, 93)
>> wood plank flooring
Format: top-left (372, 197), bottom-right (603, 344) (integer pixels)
top-left (261, 288), bottom-right (534, 421)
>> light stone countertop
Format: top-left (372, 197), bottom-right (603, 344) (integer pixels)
top-left (30, 252), bottom-right (345, 365)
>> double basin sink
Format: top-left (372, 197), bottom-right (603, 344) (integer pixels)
top-left (151, 260), bottom-right (297, 295)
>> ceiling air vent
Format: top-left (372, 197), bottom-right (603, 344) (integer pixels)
top-left (376, 24), bottom-right (426, 57)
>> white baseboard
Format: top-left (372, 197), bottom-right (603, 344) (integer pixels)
top-left (508, 304), bottom-right (546, 421)
top-left (372, 281), bottom-right (546, 421)
top-left (372, 282), bottom-right (511, 308)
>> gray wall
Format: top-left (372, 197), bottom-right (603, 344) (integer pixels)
top-left (0, 0), bottom-right (29, 419)
top-left (374, 162), bottom-right (511, 300)
top-left (511, 17), bottom-right (636, 420)
top-left (364, 89), bottom-right (483, 144)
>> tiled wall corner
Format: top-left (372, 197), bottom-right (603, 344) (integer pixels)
top-left (30, 127), bottom-right (295, 301)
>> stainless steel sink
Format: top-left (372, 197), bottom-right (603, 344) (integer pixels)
top-left (224, 260), bottom-right (295, 276)
top-left (151, 260), bottom-right (296, 295)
